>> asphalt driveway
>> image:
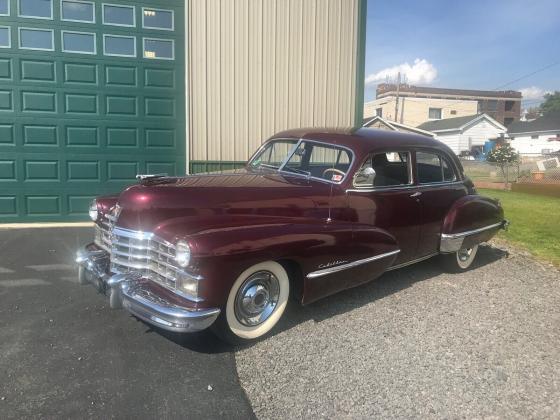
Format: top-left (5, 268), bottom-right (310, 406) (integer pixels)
top-left (0, 227), bottom-right (254, 419)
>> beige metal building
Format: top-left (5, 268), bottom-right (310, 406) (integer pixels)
top-left (187, 0), bottom-right (367, 173)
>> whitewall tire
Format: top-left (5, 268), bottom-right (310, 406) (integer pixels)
top-left (215, 261), bottom-right (290, 343)
top-left (441, 244), bottom-right (479, 273)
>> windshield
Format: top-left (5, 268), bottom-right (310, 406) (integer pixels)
top-left (249, 139), bottom-right (353, 183)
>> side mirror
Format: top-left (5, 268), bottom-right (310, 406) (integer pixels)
top-left (354, 166), bottom-right (376, 185)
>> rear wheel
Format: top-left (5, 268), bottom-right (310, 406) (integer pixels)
top-left (441, 244), bottom-right (479, 273)
top-left (212, 261), bottom-right (290, 344)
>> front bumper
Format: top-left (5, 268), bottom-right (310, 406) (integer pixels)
top-left (76, 245), bottom-right (220, 333)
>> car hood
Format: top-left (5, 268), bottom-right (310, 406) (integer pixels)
top-left (112, 171), bottom-right (335, 238)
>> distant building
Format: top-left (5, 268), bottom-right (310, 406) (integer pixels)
top-left (418, 114), bottom-right (507, 155)
top-left (365, 84), bottom-right (521, 127)
top-left (508, 112), bottom-right (560, 155)
top-left (362, 116), bottom-right (436, 137)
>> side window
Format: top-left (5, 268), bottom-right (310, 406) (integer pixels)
top-left (354, 151), bottom-right (411, 188)
top-left (417, 151), bottom-right (457, 184)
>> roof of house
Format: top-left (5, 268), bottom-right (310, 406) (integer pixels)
top-left (507, 112), bottom-right (560, 134)
top-left (362, 116), bottom-right (436, 137)
top-left (417, 113), bottom-right (506, 133)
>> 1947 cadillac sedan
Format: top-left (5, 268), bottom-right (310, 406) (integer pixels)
top-left (76, 127), bottom-right (508, 343)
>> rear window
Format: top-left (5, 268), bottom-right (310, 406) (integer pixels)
top-left (416, 151), bottom-right (457, 184)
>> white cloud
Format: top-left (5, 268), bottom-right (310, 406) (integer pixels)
top-left (365, 59), bottom-right (438, 86)
top-left (519, 86), bottom-right (550, 101)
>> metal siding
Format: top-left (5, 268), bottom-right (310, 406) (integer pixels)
top-left (0, 0), bottom-right (185, 221)
top-left (187, 0), bottom-right (360, 166)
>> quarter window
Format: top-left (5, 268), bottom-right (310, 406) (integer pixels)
top-left (19, 0), bottom-right (52, 18)
top-left (19, 27), bottom-right (53, 50)
top-left (61, 0), bottom-right (94, 23)
top-left (103, 34), bottom-right (135, 57)
top-left (416, 151), bottom-right (457, 184)
top-left (354, 152), bottom-right (411, 188)
top-left (143, 38), bottom-right (174, 60)
top-left (62, 31), bottom-right (95, 54)
top-left (0, 0), bottom-right (9, 15)
top-left (0, 27), bottom-right (10, 47)
top-left (142, 8), bottom-right (173, 30)
top-left (103, 4), bottom-right (134, 26)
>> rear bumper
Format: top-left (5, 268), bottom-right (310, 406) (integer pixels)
top-left (76, 245), bottom-right (220, 333)
top-left (440, 219), bottom-right (509, 253)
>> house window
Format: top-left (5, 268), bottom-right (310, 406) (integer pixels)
top-left (61, 0), bottom-right (94, 23)
top-left (142, 8), bottom-right (173, 30)
top-left (375, 107), bottom-right (383, 118)
top-left (477, 100), bottom-right (484, 113)
top-left (143, 38), bottom-right (174, 60)
top-left (429, 107), bottom-right (442, 120)
top-left (487, 100), bottom-right (498, 111)
top-left (354, 152), bottom-right (411, 188)
top-left (0, 27), bottom-right (10, 47)
top-left (531, 135), bottom-right (539, 139)
top-left (417, 151), bottom-right (456, 183)
top-left (62, 31), bottom-right (96, 54)
top-left (19, 27), bottom-right (54, 50)
top-left (19, 0), bottom-right (52, 19)
top-left (505, 100), bottom-right (515, 111)
top-left (103, 34), bottom-right (135, 57)
top-left (103, 4), bottom-right (135, 27)
top-left (0, 0), bottom-right (9, 15)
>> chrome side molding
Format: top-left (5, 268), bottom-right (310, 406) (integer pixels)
top-left (440, 220), bottom-right (507, 253)
top-left (307, 249), bottom-right (400, 279)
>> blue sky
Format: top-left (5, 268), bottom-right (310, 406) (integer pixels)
top-left (364, 0), bottom-right (560, 107)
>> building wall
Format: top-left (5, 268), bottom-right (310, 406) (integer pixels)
top-left (510, 132), bottom-right (560, 155)
top-left (186, 0), bottom-right (365, 172)
top-left (364, 97), bottom-right (478, 127)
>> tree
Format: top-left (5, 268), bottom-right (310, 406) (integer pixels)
top-left (486, 144), bottom-right (519, 186)
top-left (540, 91), bottom-right (560, 115)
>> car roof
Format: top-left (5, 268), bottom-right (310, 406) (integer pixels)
top-left (270, 127), bottom-right (453, 157)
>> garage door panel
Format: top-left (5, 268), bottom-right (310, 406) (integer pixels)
top-left (20, 59), bottom-right (56, 82)
top-left (0, 58), bottom-right (11, 78)
top-left (64, 62), bottom-right (98, 84)
top-left (105, 65), bottom-right (136, 86)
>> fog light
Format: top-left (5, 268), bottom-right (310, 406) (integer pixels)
top-left (176, 273), bottom-right (199, 300)
top-left (89, 200), bottom-right (98, 221)
top-left (175, 240), bottom-right (191, 267)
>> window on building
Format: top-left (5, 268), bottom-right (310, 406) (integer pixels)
top-left (487, 100), bottom-right (498, 111)
top-left (450, 110), bottom-right (457, 115)
top-left (61, 0), bottom-right (94, 23)
top-left (417, 151), bottom-right (456, 184)
top-left (19, 0), bottom-right (52, 18)
top-left (375, 107), bottom-right (383, 118)
top-left (0, 27), bottom-right (10, 47)
top-left (19, 27), bottom-right (53, 50)
top-left (143, 38), bottom-right (174, 60)
top-left (505, 100), bottom-right (515, 112)
top-left (354, 152), bottom-right (410, 188)
top-left (429, 108), bottom-right (442, 120)
top-left (477, 100), bottom-right (484, 113)
top-left (531, 135), bottom-right (539, 139)
top-left (62, 31), bottom-right (95, 54)
top-left (504, 117), bottom-right (514, 126)
top-left (103, 4), bottom-right (135, 26)
top-left (142, 8), bottom-right (173, 30)
top-left (0, 0), bottom-right (9, 15)
top-left (103, 34), bottom-right (135, 57)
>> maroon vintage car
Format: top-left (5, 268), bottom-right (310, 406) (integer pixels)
top-left (76, 128), bottom-right (508, 343)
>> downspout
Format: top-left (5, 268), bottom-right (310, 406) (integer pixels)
top-left (353, 0), bottom-right (368, 128)
top-left (184, 1), bottom-right (191, 174)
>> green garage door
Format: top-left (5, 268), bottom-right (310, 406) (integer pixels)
top-left (0, 0), bottom-right (185, 222)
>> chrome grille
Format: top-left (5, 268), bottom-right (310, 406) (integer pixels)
top-left (94, 218), bottom-right (112, 252)
top-left (109, 227), bottom-right (179, 289)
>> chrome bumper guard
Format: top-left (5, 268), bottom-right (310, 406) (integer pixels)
top-left (76, 246), bottom-right (220, 333)
top-left (440, 219), bottom-right (509, 253)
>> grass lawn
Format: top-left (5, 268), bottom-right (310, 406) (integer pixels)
top-left (478, 188), bottom-right (560, 267)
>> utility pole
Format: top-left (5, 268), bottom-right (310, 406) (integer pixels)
top-left (394, 72), bottom-right (401, 122)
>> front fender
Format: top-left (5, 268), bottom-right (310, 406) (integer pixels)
top-left (182, 220), bottom-right (399, 307)
top-left (441, 195), bottom-right (506, 253)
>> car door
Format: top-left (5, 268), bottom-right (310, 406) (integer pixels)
top-left (346, 150), bottom-right (422, 267)
top-left (414, 150), bottom-right (468, 257)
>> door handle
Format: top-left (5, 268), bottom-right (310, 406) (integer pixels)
top-left (410, 191), bottom-right (422, 198)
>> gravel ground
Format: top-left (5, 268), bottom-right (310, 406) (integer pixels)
top-left (236, 242), bottom-right (560, 419)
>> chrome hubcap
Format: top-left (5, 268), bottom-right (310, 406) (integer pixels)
top-left (458, 248), bottom-right (473, 262)
top-left (234, 271), bottom-right (280, 326)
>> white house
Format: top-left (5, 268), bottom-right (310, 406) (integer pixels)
top-left (508, 112), bottom-right (560, 155)
top-left (417, 114), bottom-right (507, 155)
top-left (362, 116), bottom-right (437, 137)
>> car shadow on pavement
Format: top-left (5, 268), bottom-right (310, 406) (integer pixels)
top-left (137, 244), bottom-right (508, 353)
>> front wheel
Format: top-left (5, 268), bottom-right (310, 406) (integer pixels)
top-left (440, 244), bottom-right (479, 273)
top-left (212, 261), bottom-right (290, 344)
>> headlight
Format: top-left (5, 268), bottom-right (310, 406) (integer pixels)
top-left (88, 200), bottom-right (98, 221)
top-left (175, 240), bottom-right (191, 267)
top-left (176, 273), bottom-right (199, 300)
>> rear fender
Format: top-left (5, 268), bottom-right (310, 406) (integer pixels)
top-left (186, 221), bottom-right (399, 307)
top-left (441, 195), bottom-right (506, 253)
